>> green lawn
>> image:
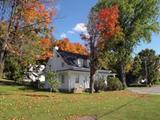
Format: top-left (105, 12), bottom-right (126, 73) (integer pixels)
top-left (0, 80), bottom-right (160, 120)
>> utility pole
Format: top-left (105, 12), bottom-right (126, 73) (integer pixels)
top-left (144, 57), bottom-right (148, 86)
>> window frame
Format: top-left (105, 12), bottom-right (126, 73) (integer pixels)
top-left (61, 75), bottom-right (65, 84)
top-left (75, 75), bottom-right (80, 83)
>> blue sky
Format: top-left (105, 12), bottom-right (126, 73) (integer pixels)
top-left (53, 0), bottom-right (160, 55)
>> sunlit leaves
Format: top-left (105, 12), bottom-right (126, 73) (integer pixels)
top-left (96, 5), bottom-right (121, 40)
top-left (56, 38), bottom-right (88, 55)
top-left (38, 38), bottom-right (53, 60)
top-left (23, 1), bottom-right (56, 25)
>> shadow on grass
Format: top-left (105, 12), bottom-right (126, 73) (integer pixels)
top-left (0, 79), bottom-right (48, 91)
top-left (22, 93), bottom-right (50, 98)
top-left (97, 97), bottom-right (139, 119)
top-left (0, 91), bottom-right (52, 98)
top-left (18, 86), bottom-right (49, 92)
top-left (0, 79), bottom-right (22, 86)
top-left (128, 83), bottom-right (147, 87)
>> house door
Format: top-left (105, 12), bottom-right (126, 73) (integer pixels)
top-left (84, 76), bottom-right (89, 89)
top-left (75, 74), bottom-right (80, 88)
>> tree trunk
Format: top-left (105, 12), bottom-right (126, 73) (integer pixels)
top-left (0, 62), bottom-right (4, 78)
top-left (89, 35), bottom-right (96, 94)
top-left (0, 51), bottom-right (5, 78)
top-left (89, 68), bottom-right (95, 93)
top-left (120, 64), bottom-right (127, 88)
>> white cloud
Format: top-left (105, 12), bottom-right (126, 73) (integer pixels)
top-left (60, 33), bottom-right (67, 38)
top-left (67, 31), bottom-right (75, 34)
top-left (59, 23), bottom-right (88, 39)
top-left (73, 23), bottom-right (87, 33)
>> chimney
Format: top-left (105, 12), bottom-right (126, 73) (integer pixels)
top-left (55, 46), bottom-right (59, 50)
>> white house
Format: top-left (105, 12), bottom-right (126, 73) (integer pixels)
top-left (45, 48), bottom-right (116, 92)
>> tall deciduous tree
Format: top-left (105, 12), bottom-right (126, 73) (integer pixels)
top-left (84, 5), bottom-right (121, 93)
top-left (0, 0), bottom-right (56, 78)
top-left (93, 0), bottom-right (160, 88)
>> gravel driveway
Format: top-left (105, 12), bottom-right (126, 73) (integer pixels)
top-left (128, 86), bottom-right (160, 95)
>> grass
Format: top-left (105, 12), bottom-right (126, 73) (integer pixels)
top-left (0, 79), bottom-right (160, 120)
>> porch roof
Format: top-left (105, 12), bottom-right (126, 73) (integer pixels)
top-left (56, 67), bottom-right (115, 75)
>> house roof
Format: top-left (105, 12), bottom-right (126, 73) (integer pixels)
top-left (57, 50), bottom-right (89, 68)
top-left (56, 50), bottom-right (115, 75)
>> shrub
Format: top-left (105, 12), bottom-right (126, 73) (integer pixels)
top-left (94, 78), bottom-right (107, 92)
top-left (107, 77), bottom-right (123, 91)
top-left (154, 79), bottom-right (160, 85)
top-left (4, 55), bottom-right (24, 83)
top-left (46, 70), bottom-right (60, 92)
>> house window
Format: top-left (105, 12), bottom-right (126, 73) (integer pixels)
top-left (83, 60), bottom-right (87, 67)
top-left (87, 60), bottom-right (90, 67)
top-left (75, 75), bottom-right (79, 83)
top-left (61, 75), bottom-right (64, 83)
top-left (61, 62), bottom-right (64, 67)
top-left (77, 59), bottom-right (83, 67)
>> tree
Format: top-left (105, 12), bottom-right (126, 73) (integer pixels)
top-left (93, 0), bottom-right (160, 88)
top-left (130, 56), bottom-right (142, 83)
top-left (137, 49), bottom-right (160, 85)
top-left (4, 55), bottom-right (24, 82)
top-left (0, 0), bottom-right (56, 78)
top-left (99, 51), bottom-right (133, 83)
top-left (46, 69), bottom-right (60, 92)
top-left (83, 5), bottom-right (121, 93)
top-left (38, 38), bottom-right (53, 61)
top-left (55, 38), bottom-right (88, 55)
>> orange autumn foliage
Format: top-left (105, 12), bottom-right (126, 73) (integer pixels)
top-left (39, 38), bottom-right (53, 60)
top-left (40, 38), bottom-right (52, 49)
top-left (96, 5), bottom-right (121, 39)
top-left (37, 38), bottom-right (88, 61)
top-left (24, 1), bottom-right (56, 24)
top-left (56, 38), bottom-right (88, 55)
top-left (21, 1), bottom-right (56, 61)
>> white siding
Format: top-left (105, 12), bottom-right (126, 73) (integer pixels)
top-left (58, 72), bottom-right (70, 90)
top-left (46, 51), bottom-right (71, 71)
top-left (68, 71), bottom-right (90, 90)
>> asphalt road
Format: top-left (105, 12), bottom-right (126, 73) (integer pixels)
top-left (128, 86), bottom-right (160, 95)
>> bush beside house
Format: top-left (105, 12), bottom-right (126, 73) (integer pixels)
top-left (93, 77), bottom-right (123, 92)
top-left (107, 77), bottom-right (123, 91)
top-left (94, 78), bottom-right (107, 92)
top-left (46, 70), bottom-right (60, 92)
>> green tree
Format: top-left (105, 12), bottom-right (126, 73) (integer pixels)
top-left (46, 69), bottom-right (60, 92)
top-left (93, 0), bottom-right (160, 88)
top-left (132, 57), bottom-right (142, 78)
top-left (138, 49), bottom-right (160, 85)
top-left (4, 55), bottom-right (24, 82)
top-left (131, 56), bottom-right (142, 83)
top-left (100, 51), bottom-right (133, 84)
